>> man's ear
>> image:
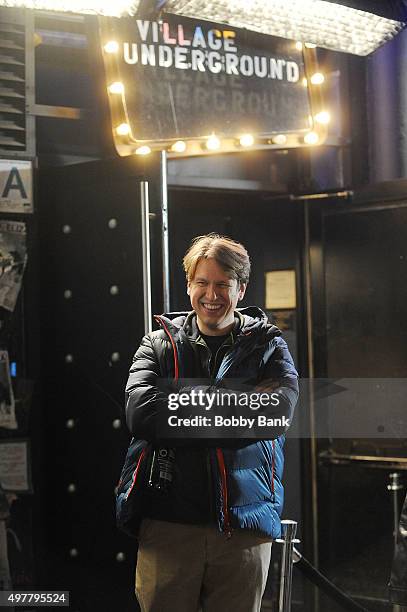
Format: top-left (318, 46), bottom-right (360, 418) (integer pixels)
top-left (238, 283), bottom-right (247, 301)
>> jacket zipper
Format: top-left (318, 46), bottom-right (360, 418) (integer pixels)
top-left (216, 448), bottom-right (232, 538)
top-left (209, 334), bottom-right (234, 378)
top-left (271, 440), bottom-right (275, 500)
top-left (211, 343), bottom-right (225, 377)
top-left (203, 341), bottom-right (230, 529)
top-left (125, 446), bottom-right (148, 500)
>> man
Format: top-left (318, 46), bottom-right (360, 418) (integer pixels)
top-left (119, 233), bottom-right (299, 612)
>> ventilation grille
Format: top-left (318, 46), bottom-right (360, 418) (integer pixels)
top-left (0, 14), bottom-right (27, 153)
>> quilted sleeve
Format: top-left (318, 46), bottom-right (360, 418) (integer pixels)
top-left (255, 336), bottom-right (299, 429)
top-left (125, 334), bottom-right (170, 441)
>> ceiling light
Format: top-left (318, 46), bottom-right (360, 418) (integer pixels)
top-left (108, 82), bottom-right (124, 94)
top-left (6, 0), bottom-right (401, 54)
top-left (0, 0), bottom-right (142, 16)
top-left (163, 0), bottom-right (406, 56)
top-left (304, 131), bottom-right (319, 145)
top-left (310, 72), bottom-right (325, 85)
top-left (206, 135), bottom-right (221, 150)
top-left (295, 41), bottom-right (303, 50)
top-left (273, 134), bottom-right (287, 145)
top-left (116, 123), bottom-right (131, 136)
top-left (171, 140), bottom-right (187, 153)
top-left (1, 1), bottom-right (405, 54)
top-left (104, 41), bottom-right (120, 53)
top-left (135, 145), bottom-right (151, 155)
top-left (314, 111), bottom-right (331, 124)
top-left (239, 134), bottom-right (254, 147)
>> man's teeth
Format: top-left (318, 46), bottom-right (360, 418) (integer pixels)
top-left (203, 304), bottom-right (222, 310)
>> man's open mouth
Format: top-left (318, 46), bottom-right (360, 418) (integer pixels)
top-left (201, 303), bottom-right (223, 311)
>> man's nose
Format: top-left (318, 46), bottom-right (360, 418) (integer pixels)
top-left (205, 285), bottom-right (218, 301)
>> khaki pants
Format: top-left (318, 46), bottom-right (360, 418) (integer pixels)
top-left (135, 519), bottom-right (272, 612)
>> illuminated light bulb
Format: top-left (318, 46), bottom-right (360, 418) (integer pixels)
top-left (314, 111), bottom-right (331, 125)
top-left (116, 123), bottom-right (131, 136)
top-left (171, 140), bottom-right (187, 153)
top-left (104, 40), bottom-right (119, 53)
top-left (310, 72), bottom-right (325, 85)
top-left (239, 134), bottom-right (254, 147)
top-left (206, 135), bottom-right (221, 150)
top-left (305, 43), bottom-right (317, 48)
top-left (135, 145), bottom-right (151, 155)
top-left (108, 81), bottom-right (124, 94)
top-left (273, 134), bottom-right (287, 145)
top-left (302, 77), bottom-right (308, 87)
top-left (295, 41), bottom-right (303, 51)
top-left (304, 131), bottom-right (319, 145)
top-left (0, 2), bottom-right (402, 55)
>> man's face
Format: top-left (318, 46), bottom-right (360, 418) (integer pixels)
top-left (187, 258), bottom-right (246, 336)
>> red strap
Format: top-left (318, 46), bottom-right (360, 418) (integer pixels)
top-left (125, 446), bottom-right (148, 500)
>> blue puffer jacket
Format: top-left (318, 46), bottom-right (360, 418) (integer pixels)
top-left (117, 307), bottom-right (299, 539)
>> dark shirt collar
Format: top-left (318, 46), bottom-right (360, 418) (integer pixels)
top-left (184, 311), bottom-right (241, 344)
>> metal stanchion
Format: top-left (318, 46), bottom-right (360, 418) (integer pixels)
top-left (276, 520), bottom-right (300, 612)
top-left (388, 473), bottom-right (402, 547)
top-left (140, 181), bottom-right (152, 335)
top-left (277, 522), bottom-right (371, 612)
top-left (278, 516), bottom-right (371, 612)
top-left (160, 150), bottom-right (170, 313)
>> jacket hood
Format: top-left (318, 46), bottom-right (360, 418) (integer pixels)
top-left (155, 306), bottom-right (281, 341)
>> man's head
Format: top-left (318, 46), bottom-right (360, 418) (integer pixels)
top-left (183, 234), bottom-right (250, 336)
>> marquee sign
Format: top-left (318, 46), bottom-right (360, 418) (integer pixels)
top-left (99, 15), bottom-right (327, 156)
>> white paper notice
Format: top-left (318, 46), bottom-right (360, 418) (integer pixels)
top-left (0, 441), bottom-right (30, 492)
top-left (265, 270), bottom-right (296, 309)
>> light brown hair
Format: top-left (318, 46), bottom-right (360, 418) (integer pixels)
top-left (183, 233), bottom-right (251, 284)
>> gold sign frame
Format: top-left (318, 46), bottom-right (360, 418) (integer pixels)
top-left (99, 16), bottom-right (329, 158)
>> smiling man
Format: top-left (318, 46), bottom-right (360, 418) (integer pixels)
top-left (120, 233), bottom-right (299, 612)
top-left (187, 256), bottom-right (246, 335)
